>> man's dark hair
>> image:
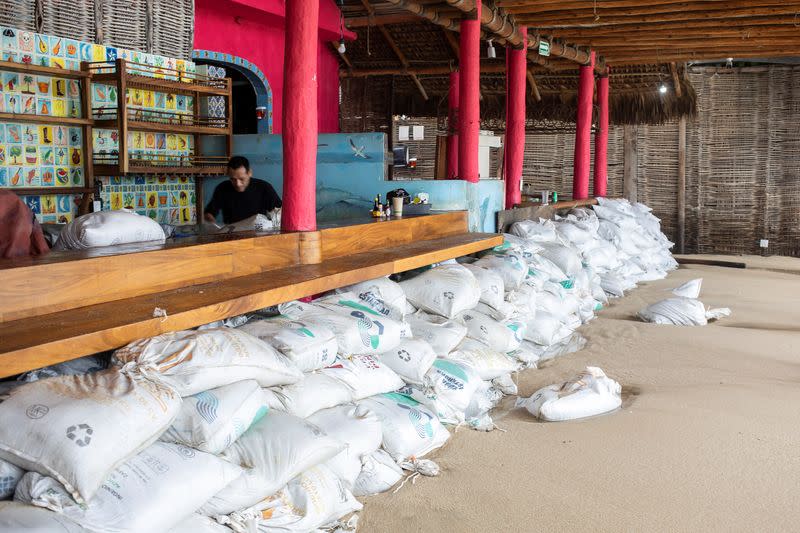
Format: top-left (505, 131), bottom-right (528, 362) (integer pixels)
top-left (227, 156), bottom-right (250, 172)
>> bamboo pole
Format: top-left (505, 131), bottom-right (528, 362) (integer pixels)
top-left (677, 115), bottom-right (686, 254)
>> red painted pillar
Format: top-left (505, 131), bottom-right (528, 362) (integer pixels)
top-left (572, 51), bottom-right (595, 200)
top-left (594, 72), bottom-right (609, 197)
top-left (504, 27), bottom-right (527, 208)
top-left (281, 0), bottom-right (318, 231)
top-left (458, 3), bottom-right (481, 184)
top-left (446, 71), bottom-right (460, 180)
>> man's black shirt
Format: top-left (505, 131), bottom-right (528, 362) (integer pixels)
top-left (205, 179), bottom-right (282, 224)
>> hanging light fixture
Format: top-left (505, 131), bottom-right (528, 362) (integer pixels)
top-left (337, 0), bottom-right (346, 54)
top-left (487, 39), bottom-right (496, 59)
top-left (659, 84), bottom-right (668, 94)
top-left (337, 38), bottom-right (346, 54)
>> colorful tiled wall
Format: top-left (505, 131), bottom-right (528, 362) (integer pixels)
top-left (99, 175), bottom-right (196, 225)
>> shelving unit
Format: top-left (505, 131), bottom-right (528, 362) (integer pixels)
top-left (0, 60), bottom-right (95, 214)
top-left (85, 59), bottom-right (234, 220)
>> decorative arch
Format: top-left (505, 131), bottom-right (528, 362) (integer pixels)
top-left (192, 49), bottom-right (274, 134)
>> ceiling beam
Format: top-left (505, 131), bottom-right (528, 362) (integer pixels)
top-left (496, 0), bottom-right (790, 12)
top-left (535, 18), bottom-right (800, 35)
top-left (344, 13), bottom-right (423, 28)
top-left (522, 7), bottom-right (800, 28)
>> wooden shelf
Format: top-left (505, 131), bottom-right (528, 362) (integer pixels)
top-left (93, 164), bottom-right (227, 176)
top-left (94, 118), bottom-right (230, 135)
top-left (0, 60), bottom-right (90, 79)
top-left (9, 187), bottom-right (92, 195)
top-left (0, 112), bottom-right (92, 126)
top-left (0, 231), bottom-right (501, 377)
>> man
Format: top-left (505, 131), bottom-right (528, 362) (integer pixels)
top-left (204, 156), bottom-right (282, 224)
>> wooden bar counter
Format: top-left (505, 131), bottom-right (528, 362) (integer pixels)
top-left (0, 211), bottom-right (502, 378)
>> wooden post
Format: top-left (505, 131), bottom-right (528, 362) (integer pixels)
top-left (677, 116), bottom-right (686, 253)
top-left (593, 72), bottom-right (609, 198)
top-left (446, 71), bottom-right (460, 179)
top-left (79, 61), bottom-right (95, 215)
top-left (117, 58), bottom-right (129, 174)
top-left (281, 0), bottom-right (318, 232)
top-left (623, 124), bottom-right (638, 203)
top-left (572, 51), bottom-right (594, 200)
top-left (458, 3), bottom-right (481, 184)
top-left (504, 27), bottom-right (527, 208)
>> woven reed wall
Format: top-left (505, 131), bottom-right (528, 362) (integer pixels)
top-left (8, 0), bottom-right (194, 59)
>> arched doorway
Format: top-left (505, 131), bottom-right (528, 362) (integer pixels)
top-left (192, 50), bottom-right (274, 134)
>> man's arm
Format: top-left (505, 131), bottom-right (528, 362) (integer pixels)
top-left (265, 182), bottom-right (282, 210)
top-left (204, 185), bottom-right (221, 223)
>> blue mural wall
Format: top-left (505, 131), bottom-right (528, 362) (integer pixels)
top-left (201, 133), bottom-right (503, 232)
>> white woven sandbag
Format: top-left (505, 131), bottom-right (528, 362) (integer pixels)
top-left (0, 369), bottom-right (180, 504)
top-left (404, 311), bottom-right (467, 356)
top-left (168, 513), bottom-right (233, 533)
top-left (638, 297), bottom-right (730, 326)
top-left (338, 277), bottom-right (407, 321)
top-left (523, 311), bottom-right (574, 346)
top-left (0, 459), bottom-right (23, 500)
top-left (671, 278), bottom-right (703, 299)
top-left (538, 242), bottom-right (583, 277)
top-left (322, 355), bottom-right (405, 401)
top-left (217, 411), bottom-right (344, 514)
top-left (55, 209), bottom-right (165, 250)
top-left (501, 233), bottom-right (543, 259)
top-left (358, 393), bottom-right (450, 460)
top-left (262, 372), bottom-right (352, 419)
top-left (509, 218), bottom-right (558, 242)
top-left (308, 405), bottom-right (383, 487)
top-left (16, 442), bottom-right (242, 533)
top-left (446, 338), bottom-right (519, 380)
top-left (217, 464), bottom-right (362, 533)
top-left (455, 310), bottom-right (525, 353)
top-left (113, 328), bottom-right (302, 396)
top-left (399, 264), bottom-right (481, 319)
top-left (376, 338), bottom-right (437, 386)
top-left (0, 501), bottom-right (85, 532)
top-left (516, 366), bottom-right (621, 421)
top-left (527, 253), bottom-right (569, 284)
top-left (160, 380), bottom-right (268, 455)
top-left (462, 263), bottom-right (505, 310)
top-left (239, 317), bottom-right (338, 372)
top-left (474, 252), bottom-right (527, 290)
top-left (352, 449), bottom-right (404, 497)
top-left (505, 283), bottom-right (538, 317)
top-left (419, 358), bottom-right (484, 424)
top-left (474, 300), bottom-right (517, 321)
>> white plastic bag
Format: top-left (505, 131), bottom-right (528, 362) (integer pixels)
top-left (446, 338), bottom-right (519, 380)
top-left (160, 379), bottom-right (269, 454)
top-left (168, 513), bottom-right (233, 533)
top-left (352, 449), bottom-right (404, 497)
top-left (516, 366), bottom-right (621, 422)
top-left (0, 459), bottom-right (23, 500)
top-left (338, 277), bottom-right (407, 321)
top-left (0, 369), bottom-right (180, 504)
top-left (376, 338), bottom-right (437, 386)
top-left (462, 263), bottom-right (505, 310)
top-left (240, 317), bottom-right (338, 372)
top-left (262, 372), bottom-right (352, 419)
top-left (113, 328), bottom-right (303, 396)
top-left (399, 264), bottom-right (481, 319)
top-left (322, 354), bottom-right (405, 401)
top-left (16, 442), bottom-right (242, 533)
top-left (358, 393), bottom-right (450, 460)
top-left (55, 209), bottom-right (165, 250)
top-left (638, 297), bottom-right (730, 326)
top-left (404, 311), bottom-right (467, 356)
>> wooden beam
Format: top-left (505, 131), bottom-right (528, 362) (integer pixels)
top-left (331, 41), bottom-right (353, 71)
top-left (376, 24), bottom-right (429, 100)
top-left (669, 62), bottom-right (682, 97)
top-left (526, 70), bottom-right (542, 101)
top-left (341, 62), bottom-right (509, 77)
top-left (345, 13), bottom-right (422, 28)
top-left (603, 47), bottom-right (800, 64)
top-left (499, 0), bottom-right (791, 15)
top-left (532, 15), bottom-right (800, 34)
top-left (382, 0), bottom-right (460, 31)
top-left (623, 124), bottom-right (637, 203)
top-left (677, 115), bottom-right (686, 254)
top-left (443, 28), bottom-right (460, 59)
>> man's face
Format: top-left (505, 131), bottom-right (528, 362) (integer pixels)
top-left (229, 166), bottom-right (252, 192)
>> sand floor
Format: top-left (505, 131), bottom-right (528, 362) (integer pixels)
top-left (359, 255), bottom-right (800, 533)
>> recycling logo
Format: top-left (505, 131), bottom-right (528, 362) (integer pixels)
top-left (66, 424), bottom-right (93, 447)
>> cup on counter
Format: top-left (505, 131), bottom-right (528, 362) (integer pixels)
top-left (391, 196), bottom-right (404, 216)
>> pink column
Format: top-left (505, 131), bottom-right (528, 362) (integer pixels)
top-left (504, 27), bottom-right (527, 208)
top-left (593, 71), bottom-right (609, 197)
top-left (572, 51), bottom-right (595, 200)
top-left (446, 71), bottom-right (460, 179)
top-left (281, 0), bottom-right (318, 231)
top-left (458, 2), bottom-right (481, 184)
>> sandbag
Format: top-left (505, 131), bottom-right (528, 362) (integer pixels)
top-left (322, 354), bottom-right (405, 401)
top-left (671, 278), bottom-right (703, 299)
top-left (509, 219), bottom-right (558, 242)
top-left (338, 277), bottom-right (407, 321)
top-left (160, 380), bottom-right (269, 455)
top-left (516, 366), bottom-right (621, 422)
top-left (446, 338), bottom-right (519, 380)
top-left (527, 254), bottom-right (569, 285)
top-left (376, 338), bottom-right (437, 386)
top-left (462, 263), bottom-right (505, 310)
top-left (399, 264), bottom-right (481, 319)
top-left (18, 355), bottom-right (108, 383)
top-left (358, 393), bottom-right (450, 460)
top-left (473, 252), bottom-right (527, 290)
top-left (407, 358), bottom-right (484, 424)
top-left (638, 297), bottom-right (730, 326)
top-left (217, 464), bottom-right (361, 533)
top-left (538, 242), bottom-right (583, 278)
top-left (308, 405), bottom-right (383, 487)
top-left (55, 209), bottom-right (165, 250)
top-left (0, 501), bottom-right (86, 532)
top-left (455, 310), bottom-right (525, 354)
top-left (113, 328), bottom-right (303, 396)
top-left (218, 411), bottom-right (343, 514)
top-left (239, 317), bottom-right (338, 372)
top-left (16, 442), bottom-right (242, 533)
top-left (262, 373), bottom-right (352, 419)
top-left (474, 300), bottom-right (517, 321)
top-left (352, 449), bottom-right (404, 497)
top-left (0, 459), bottom-right (23, 499)
top-left (404, 311), bottom-right (467, 356)
top-left (0, 369), bottom-right (180, 504)
top-left (523, 311), bottom-right (574, 346)
top-left (168, 513), bottom-right (233, 533)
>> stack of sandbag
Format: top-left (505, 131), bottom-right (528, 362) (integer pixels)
top-left (638, 278), bottom-right (731, 326)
